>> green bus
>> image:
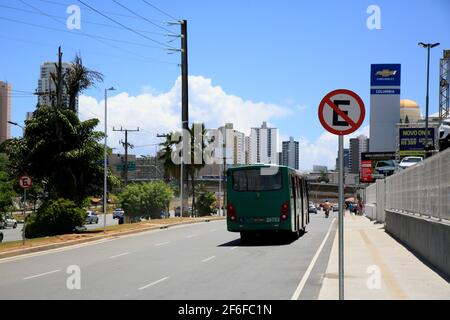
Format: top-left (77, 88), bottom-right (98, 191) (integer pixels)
top-left (226, 164), bottom-right (310, 242)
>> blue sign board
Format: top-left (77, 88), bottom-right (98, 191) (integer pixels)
top-left (399, 128), bottom-right (435, 156)
top-left (371, 64), bottom-right (401, 88)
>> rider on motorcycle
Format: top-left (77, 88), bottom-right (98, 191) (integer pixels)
top-left (322, 199), bottom-right (332, 217)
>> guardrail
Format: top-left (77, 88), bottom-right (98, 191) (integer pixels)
top-left (385, 148), bottom-right (450, 222)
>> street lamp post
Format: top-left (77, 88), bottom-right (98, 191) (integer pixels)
top-left (418, 42), bottom-right (440, 155)
top-left (104, 87), bottom-right (116, 232)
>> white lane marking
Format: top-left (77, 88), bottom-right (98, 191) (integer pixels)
top-left (230, 246), bottom-right (238, 251)
top-left (23, 269), bottom-right (61, 280)
top-left (109, 252), bottom-right (130, 259)
top-left (186, 234), bottom-right (197, 238)
top-left (138, 276), bottom-right (170, 290)
top-left (201, 255), bottom-right (216, 263)
top-left (291, 218), bottom-right (337, 300)
top-left (155, 242), bottom-right (170, 247)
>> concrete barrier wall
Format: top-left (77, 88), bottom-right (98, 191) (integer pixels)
top-left (365, 204), bottom-right (377, 220)
top-left (385, 210), bottom-right (450, 278)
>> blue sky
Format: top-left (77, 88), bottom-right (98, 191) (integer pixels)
top-left (1, 0), bottom-right (449, 169)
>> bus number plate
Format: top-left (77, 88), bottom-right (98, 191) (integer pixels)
top-left (266, 217), bottom-right (280, 223)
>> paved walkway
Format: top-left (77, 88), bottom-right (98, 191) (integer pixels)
top-left (318, 213), bottom-right (450, 300)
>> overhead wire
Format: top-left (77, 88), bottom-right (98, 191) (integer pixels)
top-left (0, 3), bottom-right (167, 36)
top-left (77, 0), bottom-right (174, 49)
top-left (141, 0), bottom-right (179, 21)
top-left (17, 0), bottom-right (173, 64)
top-left (111, 0), bottom-right (174, 34)
top-left (38, 0), bottom-right (166, 24)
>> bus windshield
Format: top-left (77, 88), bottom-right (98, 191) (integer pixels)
top-left (232, 169), bottom-right (282, 191)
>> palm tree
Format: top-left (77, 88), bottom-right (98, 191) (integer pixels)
top-left (63, 54), bottom-right (104, 112)
top-left (158, 124), bottom-right (209, 216)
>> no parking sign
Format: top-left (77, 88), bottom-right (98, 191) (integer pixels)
top-left (318, 89), bottom-right (366, 300)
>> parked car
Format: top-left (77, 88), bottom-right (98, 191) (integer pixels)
top-left (439, 118), bottom-right (450, 151)
top-left (113, 208), bottom-right (125, 219)
top-left (175, 206), bottom-right (192, 217)
top-left (85, 211), bottom-right (99, 224)
top-left (399, 156), bottom-right (423, 170)
top-left (332, 204), bottom-right (339, 212)
top-left (0, 215), bottom-right (17, 229)
top-left (308, 204), bottom-right (317, 214)
top-left (373, 160), bottom-right (397, 179)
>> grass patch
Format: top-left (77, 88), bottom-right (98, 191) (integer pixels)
top-left (0, 217), bottom-right (222, 254)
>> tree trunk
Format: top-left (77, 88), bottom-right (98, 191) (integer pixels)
top-left (191, 171), bottom-right (195, 217)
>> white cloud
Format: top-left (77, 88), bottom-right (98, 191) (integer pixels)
top-left (297, 125), bottom-right (370, 171)
top-left (79, 75), bottom-right (291, 154)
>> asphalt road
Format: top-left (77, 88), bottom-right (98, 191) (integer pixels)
top-left (0, 210), bottom-right (337, 300)
top-left (1, 215), bottom-right (117, 243)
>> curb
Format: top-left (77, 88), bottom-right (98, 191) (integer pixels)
top-left (0, 217), bottom-right (225, 260)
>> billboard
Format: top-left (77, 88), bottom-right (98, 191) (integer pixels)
top-left (369, 64), bottom-right (401, 153)
top-left (360, 152), bottom-right (396, 183)
top-left (399, 128), bottom-right (435, 157)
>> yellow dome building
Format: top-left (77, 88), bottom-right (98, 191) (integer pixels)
top-left (400, 99), bottom-right (422, 123)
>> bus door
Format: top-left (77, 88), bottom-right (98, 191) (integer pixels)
top-left (303, 179), bottom-right (309, 225)
top-left (290, 175), bottom-right (298, 231)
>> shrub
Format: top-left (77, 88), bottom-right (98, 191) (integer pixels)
top-left (119, 181), bottom-right (173, 220)
top-left (25, 198), bottom-right (86, 238)
top-left (196, 191), bottom-right (216, 217)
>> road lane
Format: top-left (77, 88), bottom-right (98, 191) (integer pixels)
top-left (0, 213), bottom-right (337, 299)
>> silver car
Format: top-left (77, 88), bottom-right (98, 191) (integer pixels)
top-left (0, 215), bottom-right (18, 229)
top-left (85, 211), bottom-right (99, 224)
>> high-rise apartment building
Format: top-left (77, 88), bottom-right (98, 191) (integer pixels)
top-left (349, 135), bottom-right (370, 174)
top-left (281, 137), bottom-right (299, 169)
top-left (37, 62), bottom-right (75, 109)
top-left (0, 81), bottom-right (11, 143)
top-left (249, 122), bottom-right (278, 164)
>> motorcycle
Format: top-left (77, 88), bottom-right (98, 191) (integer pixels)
top-left (324, 209), bottom-right (329, 218)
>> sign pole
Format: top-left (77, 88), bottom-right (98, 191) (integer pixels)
top-left (22, 188), bottom-right (26, 245)
top-left (338, 135), bottom-right (344, 300)
top-left (318, 89), bottom-right (365, 300)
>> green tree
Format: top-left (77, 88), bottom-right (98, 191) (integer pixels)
top-left (158, 124), bottom-right (209, 216)
top-left (318, 171), bottom-right (330, 183)
top-left (1, 107), bottom-right (105, 205)
top-left (195, 184), bottom-right (216, 217)
top-left (25, 198), bottom-right (86, 238)
top-left (0, 154), bottom-right (16, 218)
top-left (119, 181), bottom-right (173, 220)
top-left (63, 54), bottom-right (104, 112)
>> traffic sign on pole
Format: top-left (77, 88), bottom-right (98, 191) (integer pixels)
top-left (19, 175), bottom-right (32, 190)
top-left (318, 89), bottom-right (365, 136)
top-left (318, 89), bottom-right (365, 301)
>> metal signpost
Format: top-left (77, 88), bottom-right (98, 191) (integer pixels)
top-left (19, 175), bottom-right (32, 245)
top-left (318, 89), bottom-right (365, 300)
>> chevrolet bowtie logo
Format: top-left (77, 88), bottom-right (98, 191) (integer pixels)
top-left (376, 69), bottom-right (397, 77)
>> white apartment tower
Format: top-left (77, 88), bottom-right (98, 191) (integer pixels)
top-left (37, 62), bottom-right (75, 109)
top-left (249, 122), bottom-right (278, 165)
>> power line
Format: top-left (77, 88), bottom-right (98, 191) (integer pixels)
top-left (0, 3), bottom-right (167, 36)
top-left (141, 0), bottom-right (179, 21)
top-left (0, 33), bottom-right (177, 66)
top-left (38, 0), bottom-right (166, 24)
top-left (112, 0), bottom-right (173, 34)
top-left (18, 0), bottom-right (169, 64)
top-left (77, 0), bottom-right (173, 49)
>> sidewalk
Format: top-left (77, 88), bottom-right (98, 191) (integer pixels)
top-left (318, 213), bottom-right (450, 300)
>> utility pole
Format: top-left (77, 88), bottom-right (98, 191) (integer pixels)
top-left (56, 46), bottom-right (63, 109)
top-left (113, 127), bottom-right (140, 186)
top-left (180, 20), bottom-right (189, 218)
